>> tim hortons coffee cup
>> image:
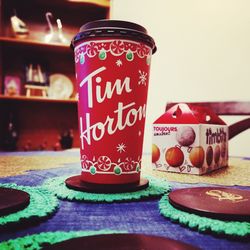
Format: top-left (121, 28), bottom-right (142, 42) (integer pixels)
top-left (71, 20), bottom-right (156, 184)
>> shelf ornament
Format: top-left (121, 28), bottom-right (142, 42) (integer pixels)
top-left (10, 11), bottom-right (29, 38)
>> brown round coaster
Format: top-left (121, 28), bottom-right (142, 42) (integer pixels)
top-left (169, 187), bottom-right (250, 221)
top-left (0, 187), bottom-right (30, 216)
top-left (65, 175), bottom-right (149, 194)
top-left (44, 233), bottom-right (199, 250)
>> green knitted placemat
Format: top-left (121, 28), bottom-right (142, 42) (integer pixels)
top-left (43, 175), bottom-right (171, 203)
top-left (159, 195), bottom-right (250, 237)
top-left (0, 183), bottom-right (58, 228)
top-left (0, 230), bottom-right (125, 250)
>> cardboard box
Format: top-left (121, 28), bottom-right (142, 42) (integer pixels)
top-left (152, 103), bottom-right (228, 175)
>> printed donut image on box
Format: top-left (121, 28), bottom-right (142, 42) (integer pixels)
top-left (214, 144), bottom-right (221, 164)
top-left (152, 144), bottom-right (160, 163)
top-left (165, 146), bottom-right (184, 168)
top-left (206, 146), bottom-right (213, 166)
top-left (189, 146), bottom-right (205, 168)
top-left (176, 126), bottom-right (196, 146)
top-left (152, 103), bottom-right (228, 175)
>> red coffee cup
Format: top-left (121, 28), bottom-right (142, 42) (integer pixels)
top-left (71, 20), bottom-right (156, 185)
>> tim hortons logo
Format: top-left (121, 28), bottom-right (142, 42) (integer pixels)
top-left (79, 66), bottom-right (146, 150)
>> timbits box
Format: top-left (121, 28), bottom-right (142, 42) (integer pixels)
top-left (152, 103), bottom-right (228, 175)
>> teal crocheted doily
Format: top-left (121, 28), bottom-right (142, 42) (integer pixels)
top-left (159, 195), bottom-right (250, 237)
top-left (0, 183), bottom-right (58, 228)
top-left (0, 230), bottom-right (125, 250)
top-left (43, 175), bottom-right (171, 203)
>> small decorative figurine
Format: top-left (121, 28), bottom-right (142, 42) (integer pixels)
top-left (10, 10), bottom-right (29, 38)
top-left (56, 19), bottom-right (68, 44)
top-left (44, 12), bottom-right (68, 44)
top-left (44, 12), bottom-right (55, 43)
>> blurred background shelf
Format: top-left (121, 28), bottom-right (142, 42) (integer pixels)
top-left (0, 0), bottom-right (110, 151)
top-left (0, 36), bottom-right (72, 52)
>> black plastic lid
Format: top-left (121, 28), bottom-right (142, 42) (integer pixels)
top-left (71, 19), bottom-right (156, 54)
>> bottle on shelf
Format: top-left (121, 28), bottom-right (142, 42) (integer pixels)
top-left (2, 112), bottom-right (19, 151)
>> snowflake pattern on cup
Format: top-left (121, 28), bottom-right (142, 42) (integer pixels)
top-left (81, 155), bottom-right (89, 169)
top-left (110, 40), bottom-right (125, 56)
top-left (80, 155), bottom-right (141, 175)
top-left (97, 156), bottom-right (112, 171)
top-left (124, 42), bottom-right (137, 52)
top-left (74, 39), bottom-right (151, 63)
top-left (124, 157), bottom-right (135, 171)
top-left (136, 43), bottom-right (149, 58)
top-left (97, 42), bottom-right (109, 50)
top-left (86, 42), bottom-right (98, 57)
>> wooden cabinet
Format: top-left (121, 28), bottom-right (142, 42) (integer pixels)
top-left (0, 0), bottom-right (110, 151)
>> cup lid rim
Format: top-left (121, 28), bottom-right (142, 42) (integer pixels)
top-left (71, 19), bottom-right (156, 53)
top-left (79, 19), bottom-right (148, 34)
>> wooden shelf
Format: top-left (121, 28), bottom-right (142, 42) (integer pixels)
top-left (54, 0), bottom-right (110, 8)
top-left (0, 36), bottom-right (72, 52)
top-left (27, 0), bottom-right (110, 8)
top-left (0, 94), bottom-right (77, 104)
top-left (0, 0), bottom-right (110, 151)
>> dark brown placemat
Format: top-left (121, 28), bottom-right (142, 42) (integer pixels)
top-left (0, 187), bottom-right (30, 216)
top-left (43, 233), bottom-right (200, 250)
top-left (65, 175), bottom-right (149, 193)
top-left (169, 187), bottom-right (250, 221)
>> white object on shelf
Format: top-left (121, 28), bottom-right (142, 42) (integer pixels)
top-left (48, 74), bottom-right (73, 99)
top-left (44, 12), bottom-right (55, 43)
top-left (56, 19), bottom-right (68, 44)
top-left (10, 15), bottom-right (29, 38)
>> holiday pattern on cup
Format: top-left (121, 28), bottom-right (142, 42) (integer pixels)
top-left (81, 155), bottom-right (141, 176)
top-left (74, 40), bottom-right (151, 64)
top-left (74, 39), bottom-right (152, 184)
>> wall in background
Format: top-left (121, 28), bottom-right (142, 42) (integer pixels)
top-left (111, 0), bottom-right (250, 157)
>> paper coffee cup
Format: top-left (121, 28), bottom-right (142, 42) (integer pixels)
top-left (72, 20), bottom-right (156, 184)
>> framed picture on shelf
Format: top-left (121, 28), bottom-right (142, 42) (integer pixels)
top-left (4, 76), bottom-right (21, 96)
top-left (25, 63), bottom-right (48, 86)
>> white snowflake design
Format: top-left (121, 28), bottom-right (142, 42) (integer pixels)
top-left (116, 143), bottom-right (126, 153)
top-left (116, 59), bottom-right (123, 67)
top-left (138, 70), bottom-right (147, 85)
